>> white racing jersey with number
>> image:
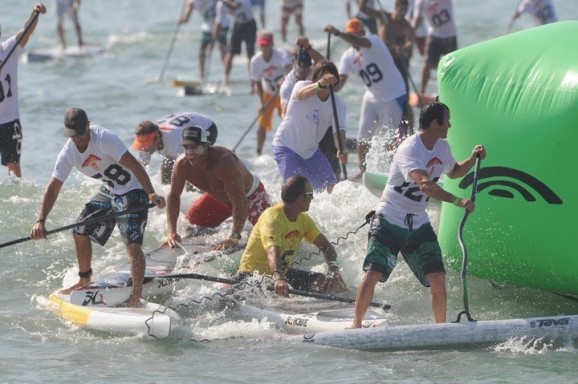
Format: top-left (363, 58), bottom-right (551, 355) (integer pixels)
top-left (250, 48), bottom-right (291, 95)
top-left (339, 34), bottom-right (406, 103)
top-left (0, 36), bottom-right (24, 124)
top-left (152, 112), bottom-right (213, 158)
top-left (414, 0), bottom-right (457, 38)
top-left (53, 125), bottom-right (143, 195)
top-left (378, 133), bottom-right (456, 228)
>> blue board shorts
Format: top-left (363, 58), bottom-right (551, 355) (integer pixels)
top-left (272, 145), bottom-right (336, 192)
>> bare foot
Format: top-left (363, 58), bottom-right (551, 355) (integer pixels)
top-left (124, 295), bottom-right (144, 308)
top-left (346, 323), bottom-right (362, 330)
top-left (59, 277), bottom-right (91, 295)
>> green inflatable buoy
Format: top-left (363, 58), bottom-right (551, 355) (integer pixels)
top-left (437, 21), bottom-right (578, 295)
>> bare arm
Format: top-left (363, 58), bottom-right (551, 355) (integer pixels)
top-left (178, 0), bottom-right (194, 24)
top-left (295, 73), bottom-right (337, 100)
top-left (165, 156), bottom-right (188, 247)
top-left (446, 145), bottom-right (486, 179)
top-left (313, 233), bottom-right (347, 290)
top-left (30, 177), bottom-right (63, 239)
top-left (295, 36), bottom-right (325, 63)
top-left (324, 24), bottom-right (372, 49)
top-left (17, 3), bottom-right (46, 48)
top-left (212, 156), bottom-right (249, 250)
top-left (268, 244), bottom-right (291, 297)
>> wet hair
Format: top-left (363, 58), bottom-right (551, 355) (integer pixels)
top-left (281, 175), bottom-right (309, 204)
top-left (310, 60), bottom-right (340, 86)
top-left (396, 0), bottom-right (409, 7)
top-left (419, 102), bottom-right (449, 130)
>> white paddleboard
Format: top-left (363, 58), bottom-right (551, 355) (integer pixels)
top-left (24, 43), bottom-right (106, 63)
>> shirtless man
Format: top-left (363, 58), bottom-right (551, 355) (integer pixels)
top-left (166, 115), bottom-right (271, 251)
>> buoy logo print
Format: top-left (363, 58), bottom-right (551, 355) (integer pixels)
top-left (458, 166), bottom-right (563, 204)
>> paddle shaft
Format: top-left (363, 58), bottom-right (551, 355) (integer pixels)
top-left (457, 155), bottom-right (482, 320)
top-left (232, 86), bottom-right (280, 152)
top-left (328, 85), bottom-right (348, 179)
top-left (0, 10), bottom-right (40, 72)
top-left (161, 272), bottom-right (390, 309)
top-left (0, 203), bottom-right (155, 249)
top-left (326, 32), bottom-right (331, 60)
top-left (158, 1), bottom-right (186, 82)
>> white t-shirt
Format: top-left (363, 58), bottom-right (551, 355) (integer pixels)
top-left (214, 1), bottom-right (231, 28)
top-left (414, 0), bottom-right (457, 39)
top-left (52, 125), bottom-right (144, 195)
top-left (152, 112), bottom-right (214, 158)
top-left (273, 81), bottom-right (345, 159)
top-left (378, 133), bottom-right (456, 228)
top-left (339, 34), bottom-right (406, 103)
top-left (250, 48), bottom-right (291, 95)
top-left (517, 0), bottom-right (558, 25)
top-left (227, 0), bottom-right (254, 24)
top-left (192, 0), bottom-right (217, 32)
top-left (0, 36), bottom-right (24, 124)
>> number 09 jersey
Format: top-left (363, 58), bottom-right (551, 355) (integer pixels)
top-left (338, 34), bottom-right (406, 103)
top-left (53, 125), bottom-right (143, 195)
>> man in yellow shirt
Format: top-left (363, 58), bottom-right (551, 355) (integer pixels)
top-left (237, 175), bottom-right (346, 296)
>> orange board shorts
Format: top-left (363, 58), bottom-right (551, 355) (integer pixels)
top-left (258, 92), bottom-right (282, 132)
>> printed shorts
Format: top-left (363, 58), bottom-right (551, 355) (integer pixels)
top-left (0, 119), bottom-right (22, 166)
top-left (73, 185), bottom-right (148, 246)
top-left (363, 214), bottom-right (445, 287)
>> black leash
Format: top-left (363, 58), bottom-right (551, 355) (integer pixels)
top-left (454, 155), bottom-right (482, 322)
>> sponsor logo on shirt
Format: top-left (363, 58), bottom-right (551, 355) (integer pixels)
top-left (81, 154), bottom-right (102, 171)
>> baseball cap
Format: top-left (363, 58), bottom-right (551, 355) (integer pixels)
top-left (63, 107), bottom-right (88, 137)
top-left (257, 33), bottom-right (274, 46)
top-left (182, 123), bottom-right (218, 146)
top-left (296, 50), bottom-right (312, 67)
top-left (131, 121), bottom-right (159, 150)
top-left (345, 18), bottom-right (363, 35)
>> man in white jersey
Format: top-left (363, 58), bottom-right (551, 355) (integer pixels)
top-left (272, 60), bottom-right (347, 193)
top-left (511, 0), bottom-right (558, 27)
top-left (54, 0), bottom-right (83, 50)
top-left (280, 37), bottom-right (348, 181)
top-left (30, 108), bottom-right (166, 307)
top-left (131, 112), bottom-right (198, 185)
top-left (220, 0), bottom-right (257, 88)
top-left (0, 3), bottom-right (46, 179)
top-left (411, 0), bottom-right (457, 94)
top-left (325, 19), bottom-right (407, 181)
top-left (350, 102), bottom-right (486, 327)
top-left (250, 30), bottom-right (291, 156)
top-left (179, 0), bottom-right (228, 80)
top-left (166, 121), bottom-right (271, 251)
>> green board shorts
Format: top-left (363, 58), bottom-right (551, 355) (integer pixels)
top-left (363, 214), bottom-right (445, 287)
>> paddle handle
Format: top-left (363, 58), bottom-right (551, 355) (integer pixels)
top-left (0, 10), bottom-right (40, 72)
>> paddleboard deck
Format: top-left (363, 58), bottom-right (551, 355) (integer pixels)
top-left (290, 314), bottom-right (578, 351)
top-left (24, 44), bottom-right (106, 63)
top-left (49, 292), bottom-right (180, 338)
top-left (237, 300), bottom-right (388, 333)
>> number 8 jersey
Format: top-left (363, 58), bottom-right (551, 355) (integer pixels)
top-left (53, 125), bottom-right (143, 195)
top-left (338, 34), bottom-right (406, 102)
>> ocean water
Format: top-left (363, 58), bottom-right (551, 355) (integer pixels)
top-left (1, 1), bottom-right (578, 383)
